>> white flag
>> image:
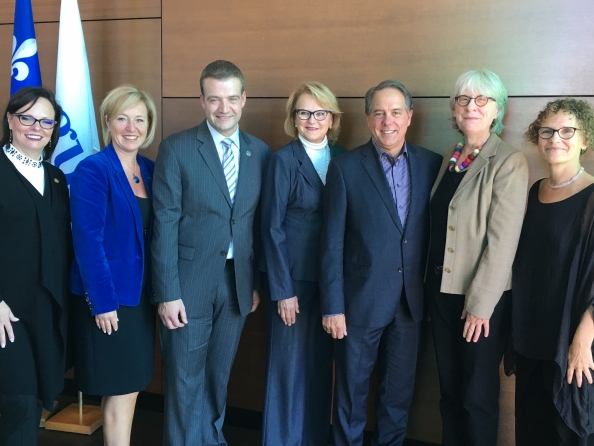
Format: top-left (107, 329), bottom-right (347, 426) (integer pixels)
top-left (51, 0), bottom-right (100, 184)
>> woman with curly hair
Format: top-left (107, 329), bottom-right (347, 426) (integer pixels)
top-left (512, 98), bottom-right (594, 445)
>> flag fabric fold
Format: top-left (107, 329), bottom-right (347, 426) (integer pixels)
top-left (51, 0), bottom-right (100, 183)
top-left (11, 0), bottom-right (42, 95)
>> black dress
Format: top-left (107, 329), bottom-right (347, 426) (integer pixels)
top-left (0, 151), bottom-right (72, 410)
top-left (513, 181), bottom-right (594, 445)
top-left (73, 196), bottom-right (155, 396)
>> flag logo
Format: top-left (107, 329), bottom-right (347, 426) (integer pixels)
top-left (51, 0), bottom-right (100, 183)
top-left (11, 0), bottom-right (42, 95)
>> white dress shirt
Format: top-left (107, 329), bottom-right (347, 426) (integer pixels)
top-left (4, 144), bottom-right (45, 195)
top-left (206, 121), bottom-right (241, 259)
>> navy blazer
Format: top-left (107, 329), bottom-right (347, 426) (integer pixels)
top-left (319, 140), bottom-right (441, 327)
top-left (70, 144), bottom-right (154, 315)
top-left (259, 140), bottom-right (345, 301)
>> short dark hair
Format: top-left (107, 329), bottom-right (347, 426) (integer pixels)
top-left (1, 86), bottom-right (63, 161)
top-left (364, 80), bottom-right (413, 115)
top-left (199, 60), bottom-right (245, 95)
top-left (525, 98), bottom-right (594, 150)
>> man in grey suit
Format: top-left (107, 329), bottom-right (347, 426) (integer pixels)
top-left (151, 60), bottom-right (270, 446)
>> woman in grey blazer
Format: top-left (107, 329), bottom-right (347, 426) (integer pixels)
top-left (260, 81), bottom-right (345, 446)
top-left (426, 70), bottom-right (528, 446)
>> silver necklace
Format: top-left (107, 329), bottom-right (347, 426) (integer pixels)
top-left (122, 160), bottom-right (140, 183)
top-left (548, 166), bottom-right (584, 189)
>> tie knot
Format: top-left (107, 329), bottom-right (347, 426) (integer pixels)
top-left (221, 138), bottom-right (233, 151)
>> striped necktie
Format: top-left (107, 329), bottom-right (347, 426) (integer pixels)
top-left (221, 138), bottom-right (237, 203)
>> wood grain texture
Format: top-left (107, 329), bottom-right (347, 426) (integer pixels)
top-left (1, 19), bottom-right (162, 159)
top-left (163, 96), bottom-right (594, 187)
top-left (0, 0), bottom-right (160, 24)
top-left (163, 95), bottom-right (594, 444)
top-left (163, 0), bottom-right (594, 97)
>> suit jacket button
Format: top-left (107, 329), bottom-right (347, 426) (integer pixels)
top-left (448, 226), bottom-right (455, 231)
top-left (447, 247), bottom-right (454, 253)
top-left (220, 251), bottom-right (227, 256)
top-left (402, 238), bottom-right (407, 244)
top-left (398, 267), bottom-right (403, 273)
top-left (231, 219), bottom-right (236, 225)
top-left (450, 205), bottom-right (456, 211)
top-left (444, 268), bottom-right (451, 273)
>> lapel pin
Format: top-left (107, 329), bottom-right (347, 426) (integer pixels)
top-left (54, 178), bottom-right (60, 183)
top-left (246, 151), bottom-right (251, 157)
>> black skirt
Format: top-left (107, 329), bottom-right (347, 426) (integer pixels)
top-left (72, 290), bottom-right (155, 396)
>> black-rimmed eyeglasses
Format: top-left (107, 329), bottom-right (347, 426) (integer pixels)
top-left (454, 95), bottom-right (496, 107)
top-left (11, 113), bottom-right (57, 130)
top-left (537, 127), bottom-right (580, 140)
top-left (295, 109), bottom-right (330, 121)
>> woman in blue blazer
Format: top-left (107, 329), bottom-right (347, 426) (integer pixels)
top-left (70, 85), bottom-right (157, 446)
top-left (260, 81), bottom-right (345, 446)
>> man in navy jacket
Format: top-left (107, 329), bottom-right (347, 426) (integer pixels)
top-left (319, 80), bottom-right (441, 446)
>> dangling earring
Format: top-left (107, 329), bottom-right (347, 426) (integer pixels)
top-left (48, 139), bottom-right (52, 149)
top-left (9, 129), bottom-right (12, 144)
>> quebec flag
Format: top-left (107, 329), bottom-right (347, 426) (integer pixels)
top-left (51, 0), bottom-right (100, 183)
top-left (11, 0), bottom-right (42, 95)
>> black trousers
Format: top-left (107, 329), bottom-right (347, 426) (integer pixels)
top-left (515, 353), bottom-right (594, 446)
top-left (426, 273), bottom-right (511, 446)
top-left (0, 394), bottom-right (42, 446)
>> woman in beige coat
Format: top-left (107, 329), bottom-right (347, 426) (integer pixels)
top-left (426, 69), bottom-right (528, 446)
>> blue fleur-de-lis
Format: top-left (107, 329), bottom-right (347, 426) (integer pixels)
top-left (11, 35), bottom-right (39, 82)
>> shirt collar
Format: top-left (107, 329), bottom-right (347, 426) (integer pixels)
top-left (372, 139), bottom-right (408, 162)
top-left (206, 120), bottom-right (240, 149)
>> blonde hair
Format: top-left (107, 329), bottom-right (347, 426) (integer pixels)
top-left (100, 84), bottom-right (157, 148)
top-left (284, 81), bottom-right (342, 144)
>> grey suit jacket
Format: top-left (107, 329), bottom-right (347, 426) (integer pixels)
top-left (151, 120), bottom-right (270, 317)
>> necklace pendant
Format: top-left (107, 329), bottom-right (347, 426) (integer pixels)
top-left (133, 175), bottom-right (140, 184)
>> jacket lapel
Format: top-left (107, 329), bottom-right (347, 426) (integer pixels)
top-left (404, 144), bottom-right (422, 234)
top-left (451, 134), bottom-right (501, 200)
top-left (138, 156), bottom-right (153, 200)
top-left (104, 145), bottom-right (144, 246)
top-left (360, 141), bottom-right (403, 234)
top-left (234, 130), bottom-right (254, 206)
top-left (293, 140), bottom-right (324, 196)
top-left (196, 122), bottom-right (233, 207)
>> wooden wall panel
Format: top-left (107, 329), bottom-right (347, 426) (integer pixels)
top-left (163, 95), bottom-right (594, 444)
top-left (0, 0), bottom-right (160, 24)
top-left (163, 96), bottom-right (594, 186)
top-left (1, 18), bottom-right (162, 159)
top-left (2, 0), bottom-right (594, 441)
top-left (163, 0), bottom-right (594, 98)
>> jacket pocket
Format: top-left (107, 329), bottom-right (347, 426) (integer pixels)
top-left (178, 245), bottom-right (195, 260)
top-left (344, 261), bottom-right (370, 278)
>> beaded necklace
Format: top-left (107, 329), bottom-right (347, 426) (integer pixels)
top-left (448, 140), bottom-right (482, 173)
